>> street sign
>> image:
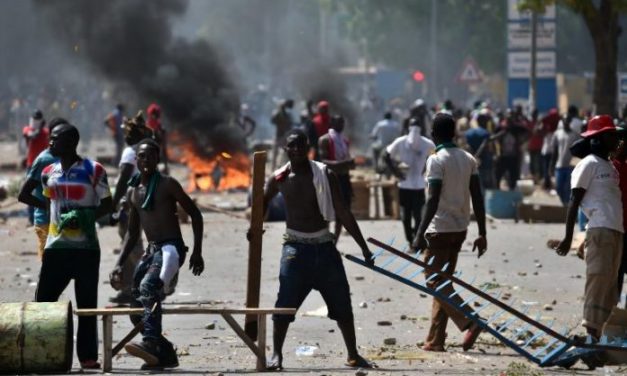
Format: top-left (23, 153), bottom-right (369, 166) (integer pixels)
top-left (508, 78), bottom-right (557, 112)
top-left (507, 21), bottom-right (556, 49)
top-left (457, 58), bottom-right (482, 84)
top-left (508, 51), bottom-right (556, 78)
top-left (619, 73), bottom-right (627, 105)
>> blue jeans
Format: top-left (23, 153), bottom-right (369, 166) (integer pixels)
top-left (555, 167), bottom-right (573, 205)
top-left (132, 239), bottom-right (186, 341)
top-left (273, 241), bottom-right (353, 323)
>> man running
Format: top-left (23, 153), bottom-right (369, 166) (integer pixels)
top-left (111, 139), bottom-right (205, 370)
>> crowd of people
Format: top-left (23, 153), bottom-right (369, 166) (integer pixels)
top-left (16, 104), bottom-right (203, 370)
top-left (268, 96), bottom-right (627, 366)
top-left (11, 90), bottom-right (627, 372)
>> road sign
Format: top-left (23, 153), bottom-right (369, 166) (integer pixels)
top-left (508, 51), bottom-right (556, 78)
top-left (619, 73), bottom-right (627, 104)
top-left (457, 58), bottom-right (482, 84)
top-left (507, 21), bottom-right (556, 49)
top-left (508, 77), bottom-right (557, 112)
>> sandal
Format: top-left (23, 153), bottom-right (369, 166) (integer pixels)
top-left (266, 354), bottom-right (283, 371)
top-left (80, 359), bottom-right (101, 369)
top-left (422, 343), bottom-right (446, 352)
top-left (345, 355), bottom-right (377, 368)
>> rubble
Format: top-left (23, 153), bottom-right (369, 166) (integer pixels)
top-left (383, 338), bottom-right (397, 345)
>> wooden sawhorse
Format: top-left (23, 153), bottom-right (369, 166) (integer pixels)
top-left (75, 306), bottom-right (296, 372)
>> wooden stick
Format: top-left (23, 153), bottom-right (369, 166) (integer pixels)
top-left (221, 313), bottom-right (259, 356)
top-left (245, 151), bottom-right (267, 340)
top-left (102, 315), bottom-right (113, 372)
top-left (256, 313), bottom-right (267, 371)
top-left (75, 307), bottom-right (296, 316)
top-left (196, 202), bottom-right (247, 220)
top-left (111, 322), bottom-right (143, 356)
top-left (111, 302), bottom-right (157, 358)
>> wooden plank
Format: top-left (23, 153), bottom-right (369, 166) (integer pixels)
top-left (256, 314), bottom-right (267, 371)
top-left (75, 307), bottom-right (296, 316)
top-left (245, 151), bottom-right (267, 340)
top-left (111, 302), bottom-right (156, 356)
top-left (102, 315), bottom-right (113, 372)
top-left (112, 323), bottom-right (143, 357)
top-left (221, 313), bottom-right (259, 356)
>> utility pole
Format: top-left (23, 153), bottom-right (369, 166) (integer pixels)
top-left (528, 9), bottom-right (538, 112)
top-left (430, 0), bottom-right (438, 103)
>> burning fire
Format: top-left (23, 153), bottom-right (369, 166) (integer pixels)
top-left (169, 134), bottom-right (251, 192)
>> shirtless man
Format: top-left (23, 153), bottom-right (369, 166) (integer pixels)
top-left (261, 129), bottom-right (374, 370)
top-left (111, 138), bottom-right (204, 370)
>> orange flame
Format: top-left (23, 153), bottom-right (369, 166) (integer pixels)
top-left (169, 133), bottom-right (251, 192)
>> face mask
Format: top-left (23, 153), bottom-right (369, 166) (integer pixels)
top-left (30, 118), bottom-right (43, 128)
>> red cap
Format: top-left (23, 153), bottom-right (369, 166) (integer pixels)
top-left (318, 100), bottom-right (329, 109)
top-left (581, 115), bottom-right (616, 138)
top-left (147, 103), bottom-right (161, 116)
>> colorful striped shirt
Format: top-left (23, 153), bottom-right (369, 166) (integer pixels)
top-left (41, 158), bottom-right (110, 250)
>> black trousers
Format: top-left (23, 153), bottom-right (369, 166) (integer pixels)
top-left (399, 188), bottom-right (426, 243)
top-left (495, 156), bottom-right (520, 191)
top-left (337, 173), bottom-right (353, 207)
top-left (36, 249), bottom-right (100, 361)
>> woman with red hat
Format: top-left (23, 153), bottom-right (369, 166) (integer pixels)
top-left (552, 114), bottom-right (622, 341)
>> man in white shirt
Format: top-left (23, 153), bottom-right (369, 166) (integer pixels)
top-left (370, 112), bottom-right (400, 173)
top-left (413, 113), bottom-right (487, 352)
top-left (383, 117), bottom-right (435, 245)
top-left (552, 115), bottom-right (622, 340)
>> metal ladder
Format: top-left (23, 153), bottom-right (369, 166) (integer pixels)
top-left (345, 237), bottom-right (627, 368)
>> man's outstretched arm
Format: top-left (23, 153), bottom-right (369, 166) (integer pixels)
top-left (469, 174), bottom-right (487, 257)
top-left (327, 170), bottom-right (373, 263)
top-left (169, 178), bottom-right (204, 276)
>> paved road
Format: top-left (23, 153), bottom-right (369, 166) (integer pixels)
top-left (0, 193), bottom-right (619, 375)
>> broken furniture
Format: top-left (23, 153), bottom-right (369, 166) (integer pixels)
top-left (75, 306), bottom-right (296, 372)
top-left (346, 238), bottom-right (627, 369)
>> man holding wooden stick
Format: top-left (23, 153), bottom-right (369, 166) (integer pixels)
top-left (110, 138), bottom-right (205, 370)
top-left (258, 129), bottom-right (374, 370)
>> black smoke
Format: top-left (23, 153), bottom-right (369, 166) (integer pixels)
top-left (33, 0), bottom-right (242, 154)
top-left (294, 65), bottom-right (357, 129)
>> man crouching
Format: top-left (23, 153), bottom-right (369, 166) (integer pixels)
top-left (260, 129), bottom-right (374, 370)
top-left (111, 138), bottom-right (205, 370)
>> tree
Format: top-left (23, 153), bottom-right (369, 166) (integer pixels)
top-left (521, 0), bottom-right (627, 115)
top-left (334, 0), bottom-right (506, 74)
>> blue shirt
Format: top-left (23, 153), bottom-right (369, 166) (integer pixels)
top-left (465, 127), bottom-right (492, 169)
top-left (26, 149), bottom-right (57, 225)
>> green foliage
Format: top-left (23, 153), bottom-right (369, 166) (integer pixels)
top-left (334, 0), bottom-right (506, 75)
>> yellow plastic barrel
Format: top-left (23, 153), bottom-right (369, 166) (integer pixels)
top-left (0, 301), bottom-right (73, 374)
